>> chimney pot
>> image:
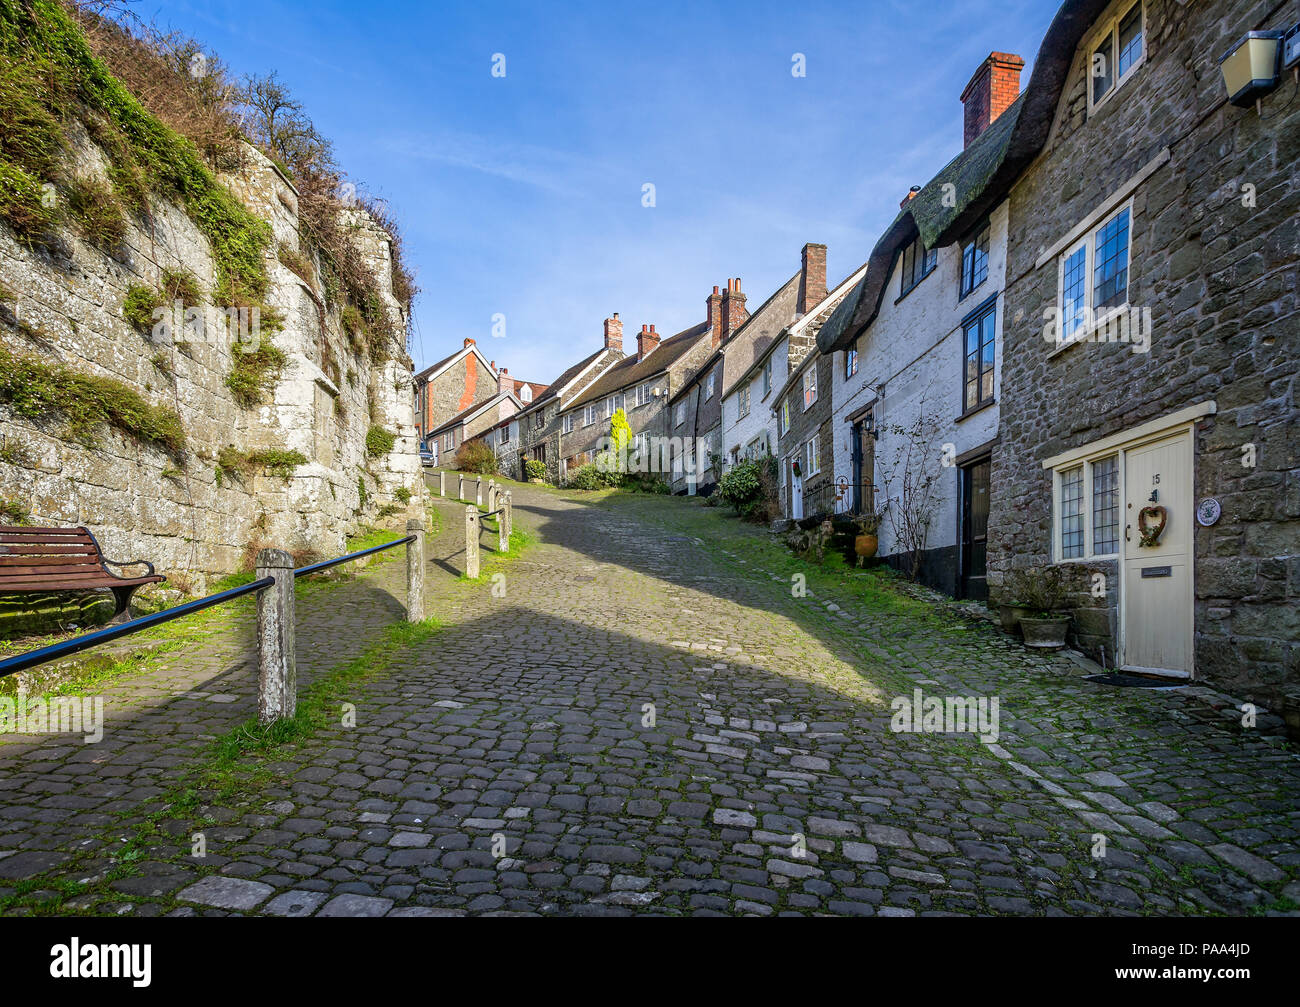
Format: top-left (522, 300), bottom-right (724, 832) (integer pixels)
top-left (603, 313), bottom-right (624, 353)
top-left (961, 51), bottom-right (1024, 148)
top-left (463, 337), bottom-right (475, 348)
top-left (637, 324), bottom-right (661, 362)
top-left (798, 243), bottom-right (828, 315)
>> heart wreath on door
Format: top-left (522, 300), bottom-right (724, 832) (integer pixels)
top-left (1137, 504), bottom-right (1167, 547)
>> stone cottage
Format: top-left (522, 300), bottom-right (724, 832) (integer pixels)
top-left (818, 52), bottom-right (1021, 597)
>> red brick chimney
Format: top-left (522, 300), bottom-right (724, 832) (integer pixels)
top-left (798, 244), bottom-right (828, 315)
top-left (706, 285), bottom-right (723, 342)
top-left (463, 337), bottom-right (475, 348)
top-left (637, 324), bottom-right (660, 362)
top-left (899, 185), bottom-right (921, 209)
top-left (497, 366), bottom-right (510, 394)
top-left (720, 278), bottom-right (748, 343)
top-left (961, 52), bottom-right (1024, 148)
top-left (603, 312), bottom-right (623, 353)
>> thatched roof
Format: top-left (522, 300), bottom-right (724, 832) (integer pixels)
top-left (818, 0), bottom-right (1110, 354)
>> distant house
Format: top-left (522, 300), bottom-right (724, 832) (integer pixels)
top-left (413, 338), bottom-right (543, 459)
top-left (508, 315), bottom-right (626, 483)
top-left (558, 309), bottom-right (714, 486)
top-left (426, 389), bottom-right (522, 466)
top-left (413, 339), bottom-right (498, 452)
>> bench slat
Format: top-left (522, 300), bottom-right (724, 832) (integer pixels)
top-left (0, 554), bottom-right (103, 566)
top-left (0, 563), bottom-right (110, 577)
top-left (0, 535), bottom-right (96, 546)
top-left (0, 526), bottom-right (93, 536)
top-left (0, 576), bottom-right (163, 591)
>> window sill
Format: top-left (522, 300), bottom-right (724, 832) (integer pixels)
top-left (955, 398), bottom-right (996, 423)
top-left (894, 274), bottom-right (933, 305)
top-left (1045, 304), bottom-right (1131, 359)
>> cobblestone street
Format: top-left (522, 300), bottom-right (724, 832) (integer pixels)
top-left (1, 481), bottom-right (1297, 917)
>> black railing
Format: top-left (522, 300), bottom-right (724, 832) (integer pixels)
top-left (0, 534), bottom-right (417, 679)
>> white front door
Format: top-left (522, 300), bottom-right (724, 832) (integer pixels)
top-left (790, 458), bottom-right (804, 520)
top-left (1121, 432), bottom-right (1193, 676)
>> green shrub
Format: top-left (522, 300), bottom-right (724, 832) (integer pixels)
top-left (365, 425), bottom-right (396, 458)
top-left (0, 497), bottom-right (31, 525)
top-left (0, 160), bottom-right (58, 245)
top-left (0, 341), bottom-right (184, 455)
top-left (719, 459), bottom-right (763, 517)
top-left (226, 312), bottom-right (288, 407)
top-left (394, 485), bottom-right (412, 504)
top-left (524, 458), bottom-right (546, 481)
top-left (453, 438), bottom-right (497, 475)
top-left (566, 463), bottom-right (608, 490)
top-left (215, 446), bottom-right (306, 484)
top-left (122, 283), bottom-right (161, 332)
top-left (66, 176), bottom-right (125, 251)
top-left (161, 267), bottom-right (202, 305)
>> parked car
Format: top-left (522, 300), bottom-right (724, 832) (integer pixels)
top-left (419, 448), bottom-right (435, 466)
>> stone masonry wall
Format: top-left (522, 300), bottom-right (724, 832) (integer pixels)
top-left (0, 137), bottom-right (422, 597)
top-left (991, 0), bottom-right (1298, 705)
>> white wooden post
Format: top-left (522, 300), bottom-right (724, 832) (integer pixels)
top-left (438, 470), bottom-right (445, 497)
top-left (405, 518), bottom-right (424, 622)
top-left (465, 505), bottom-right (480, 578)
top-left (504, 490), bottom-right (512, 542)
top-left (255, 548), bottom-right (296, 724)
top-left (475, 476), bottom-right (483, 507)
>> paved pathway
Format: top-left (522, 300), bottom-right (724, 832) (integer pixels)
top-left (0, 481), bottom-right (1296, 916)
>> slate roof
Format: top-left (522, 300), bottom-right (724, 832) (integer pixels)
top-left (817, 0), bottom-right (1111, 354)
top-left (666, 270), bottom-right (802, 405)
top-left (519, 347), bottom-right (609, 414)
top-left (428, 391), bottom-right (519, 437)
top-left (564, 322), bottom-right (710, 411)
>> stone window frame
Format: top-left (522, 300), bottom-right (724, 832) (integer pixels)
top-left (1049, 450), bottom-right (1124, 562)
top-left (802, 367), bottom-right (818, 411)
top-left (1054, 198), bottom-right (1134, 348)
top-left (1087, 0), bottom-right (1146, 116)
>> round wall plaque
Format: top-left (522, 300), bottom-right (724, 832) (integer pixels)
top-left (1196, 497), bottom-right (1221, 527)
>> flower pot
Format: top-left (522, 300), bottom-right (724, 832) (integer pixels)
top-left (1019, 614), bottom-right (1071, 649)
top-left (999, 604), bottom-right (1033, 635)
top-left (854, 533), bottom-right (878, 561)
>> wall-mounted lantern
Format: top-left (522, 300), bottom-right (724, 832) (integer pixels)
top-left (1218, 30), bottom-right (1284, 107)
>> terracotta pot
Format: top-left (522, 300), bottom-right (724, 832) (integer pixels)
top-left (1019, 615), bottom-right (1071, 649)
top-left (854, 533), bottom-right (878, 560)
top-left (999, 604), bottom-right (1033, 635)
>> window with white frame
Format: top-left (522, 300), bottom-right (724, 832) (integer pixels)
top-left (780, 398), bottom-right (790, 433)
top-left (520, 385), bottom-right (532, 403)
top-left (705, 370), bottom-right (715, 399)
top-left (805, 433), bottom-right (820, 476)
top-left (562, 412), bottom-right (573, 434)
top-left (1052, 452), bottom-right (1120, 560)
top-left (634, 382), bottom-right (652, 406)
top-left (738, 384), bottom-right (750, 418)
top-left (802, 367), bottom-right (817, 410)
top-left (762, 359), bottom-right (772, 397)
top-left (845, 343), bottom-right (858, 379)
top-left (583, 404), bottom-right (597, 427)
top-left (501, 424), bottom-right (510, 444)
top-left (1057, 202), bottom-right (1132, 344)
top-left (1090, 2), bottom-right (1144, 111)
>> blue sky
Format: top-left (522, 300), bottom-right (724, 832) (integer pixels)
top-left (154, 0), bottom-right (1061, 380)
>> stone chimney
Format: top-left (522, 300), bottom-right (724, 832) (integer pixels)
top-left (604, 313), bottom-right (623, 353)
top-left (497, 366), bottom-right (510, 394)
top-left (637, 324), bottom-right (660, 362)
top-left (798, 244), bottom-right (828, 315)
top-left (961, 52), bottom-right (1024, 148)
top-left (706, 285), bottom-right (724, 341)
top-left (720, 278), bottom-right (748, 343)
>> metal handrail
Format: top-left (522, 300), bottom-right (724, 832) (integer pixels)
top-left (293, 535), bottom-right (415, 578)
top-left (0, 576), bottom-right (273, 677)
top-left (0, 532), bottom-right (419, 679)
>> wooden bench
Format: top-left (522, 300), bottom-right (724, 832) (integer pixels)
top-left (0, 525), bottom-right (165, 624)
